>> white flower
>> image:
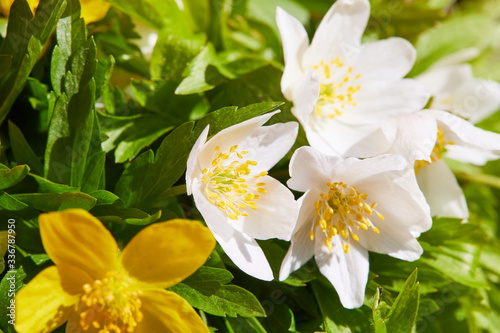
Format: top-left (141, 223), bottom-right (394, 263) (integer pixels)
top-left (416, 49), bottom-right (500, 165)
top-left (417, 48), bottom-right (500, 125)
top-left (276, 0), bottom-right (429, 158)
top-left (280, 146), bottom-right (431, 308)
top-left (383, 109), bottom-right (500, 219)
top-left (186, 112), bottom-right (299, 281)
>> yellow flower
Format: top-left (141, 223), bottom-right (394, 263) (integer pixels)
top-left (15, 209), bottom-right (215, 333)
top-left (0, 0), bottom-right (110, 23)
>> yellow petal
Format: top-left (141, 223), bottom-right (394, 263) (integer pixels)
top-left (120, 219), bottom-right (215, 288)
top-left (39, 209), bottom-right (118, 280)
top-left (15, 265), bottom-right (92, 333)
top-left (136, 289), bottom-right (209, 333)
top-left (0, 0), bottom-right (38, 17)
top-left (80, 0), bottom-right (110, 24)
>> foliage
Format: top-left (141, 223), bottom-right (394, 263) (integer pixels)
top-left (1, 0), bottom-right (500, 332)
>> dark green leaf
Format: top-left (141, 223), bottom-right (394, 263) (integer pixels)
top-left (8, 121), bottom-right (44, 175)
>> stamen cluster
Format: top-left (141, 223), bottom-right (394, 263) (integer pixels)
top-left (312, 58), bottom-right (362, 119)
top-left (312, 182), bottom-right (383, 254)
top-left (202, 145), bottom-right (268, 220)
top-left (415, 126), bottom-right (455, 173)
top-left (79, 271), bottom-right (143, 333)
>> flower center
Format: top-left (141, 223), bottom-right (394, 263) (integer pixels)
top-left (311, 182), bottom-right (382, 254)
top-left (414, 126), bottom-right (455, 174)
top-left (78, 271), bottom-right (143, 333)
top-left (311, 58), bottom-right (362, 120)
top-left (202, 145), bottom-right (267, 220)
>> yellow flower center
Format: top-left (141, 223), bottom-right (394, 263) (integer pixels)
top-left (78, 271), bottom-right (143, 333)
top-left (414, 126), bottom-right (455, 174)
top-left (311, 58), bottom-right (362, 120)
top-left (311, 182), bottom-right (383, 254)
top-left (202, 145), bottom-right (267, 220)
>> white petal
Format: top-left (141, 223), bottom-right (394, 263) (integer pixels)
top-left (348, 158), bottom-right (432, 236)
top-left (192, 177), bottom-right (233, 241)
top-left (416, 159), bottom-right (469, 219)
top-left (212, 228), bottom-right (274, 281)
top-left (186, 125), bottom-right (209, 195)
top-left (192, 178), bottom-right (274, 281)
top-left (315, 231), bottom-right (369, 309)
top-left (279, 190), bottom-right (318, 281)
top-left (356, 226), bottom-right (423, 262)
top-left (353, 37), bottom-right (416, 81)
top-left (426, 109), bottom-right (500, 153)
top-left (382, 112), bottom-right (438, 163)
top-left (451, 78), bottom-right (500, 124)
top-left (417, 65), bottom-right (472, 100)
top-left (445, 144), bottom-right (499, 166)
top-left (345, 79), bottom-right (429, 124)
top-left (276, 6), bottom-right (310, 100)
top-left (291, 71), bottom-right (320, 126)
top-left (230, 176), bottom-right (298, 241)
top-left (288, 146), bottom-right (342, 192)
top-left (304, 0), bottom-right (370, 68)
top-left (237, 121), bottom-right (298, 172)
top-left (197, 111), bottom-right (280, 168)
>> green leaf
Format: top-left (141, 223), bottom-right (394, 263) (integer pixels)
top-left (44, 0), bottom-right (97, 188)
top-left (105, 0), bottom-right (190, 31)
top-left (12, 192), bottom-right (96, 212)
top-left (385, 269), bottom-right (420, 333)
top-left (0, 165), bottom-right (29, 190)
top-left (0, 0), bottom-right (67, 125)
top-left (115, 102), bottom-right (282, 209)
top-left (150, 28), bottom-right (204, 81)
top-left (8, 121), bottom-right (44, 175)
top-left (90, 205), bottom-right (161, 225)
top-left (177, 266), bottom-right (234, 296)
top-left (175, 44), bottom-right (233, 95)
top-left (170, 283), bottom-right (266, 317)
top-left (311, 278), bottom-right (373, 333)
top-left (225, 317), bottom-right (267, 333)
top-left (81, 115), bottom-right (105, 193)
top-left (0, 268), bottom-right (26, 331)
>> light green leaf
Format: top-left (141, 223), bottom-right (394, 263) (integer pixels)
top-left (0, 165), bottom-right (29, 190)
top-left (170, 283), bottom-right (266, 317)
top-left (385, 269), bottom-right (420, 333)
top-left (12, 192), bottom-right (96, 212)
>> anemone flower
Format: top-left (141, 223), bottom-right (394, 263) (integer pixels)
top-left (280, 147), bottom-right (431, 308)
top-left (276, 0), bottom-right (429, 158)
top-left (186, 111), bottom-right (299, 281)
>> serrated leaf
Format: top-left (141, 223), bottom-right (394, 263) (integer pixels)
top-left (386, 269), bottom-right (420, 333)
top-left (0, 0), bottom-right (67, 125)
top-left (115, 102), bottom-right (282, 209)
top-left (179, 266), bottom-right (234, 296)
top-left (170, 283), bottom-right (265, 318)
top-left (175, 44), bottom-right (233, 95)
top-left (44, 0), bottom-right (97, 188)
top-left (0, 165), bottom-right (29, 190)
